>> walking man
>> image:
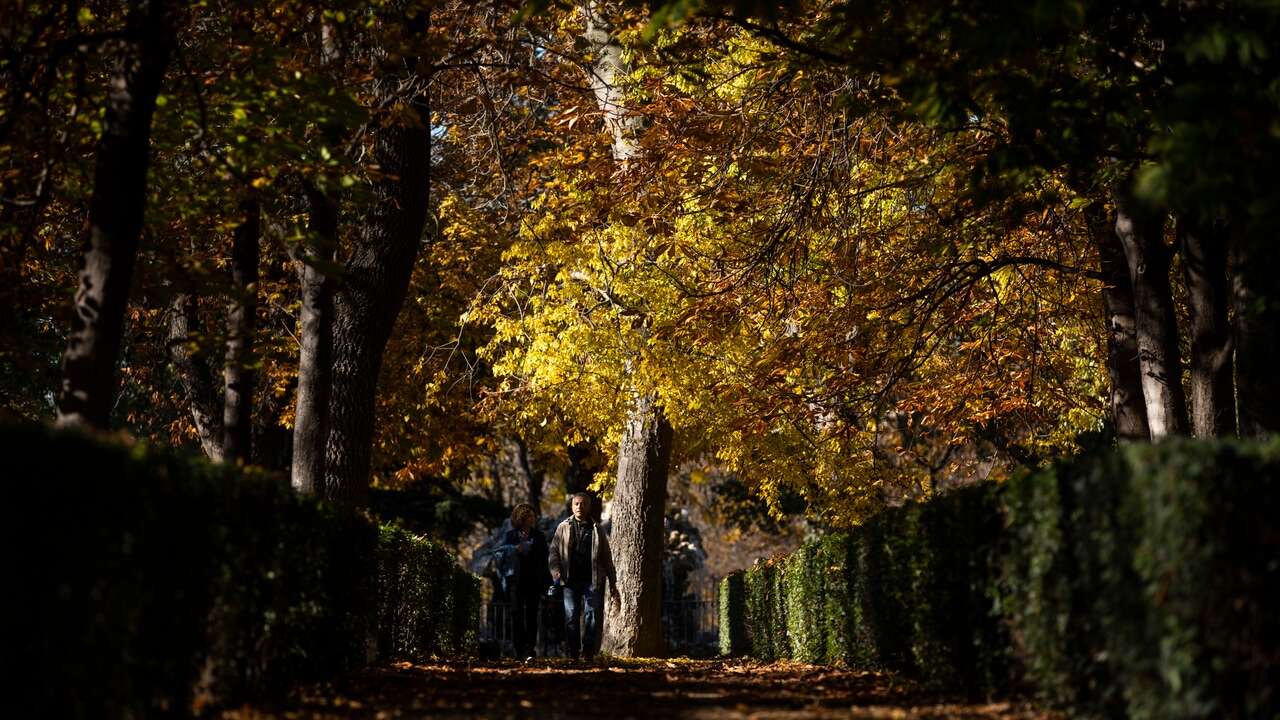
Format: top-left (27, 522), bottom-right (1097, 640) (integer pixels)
top-left (548, 492), bottom-right (619, 660)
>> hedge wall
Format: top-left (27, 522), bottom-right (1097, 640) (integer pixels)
top-left (1, 423), bottom-right (480, 718)
top-left (720, 438), bottom-right (1280, 719)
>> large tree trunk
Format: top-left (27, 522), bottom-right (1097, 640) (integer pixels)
top-left (222, 196), bottom-right (259, 462)
top-left (1229, 222), bottom-right (1280, 437)
top-left (323, 101), bottom-right (432, 506)
top-left (1113, 190), bottom-right (1189, 438)
top-left (168, 292), bottom-right (224, 460)
top-left (603, 393), bottom-right (672, 657)
top-left (1091, 205), bottom-right (1150, 441)
top-left (1179, 216), bottom-right (1235, 438)
top-left (55, 1), bottom-right (174, 428)
top-left (291, 184), bottom-right (337, 495)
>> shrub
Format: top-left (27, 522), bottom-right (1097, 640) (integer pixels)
top-left (721, 438), bottom-right (1280, 718)
top-left (718, 571), bottom-right (748, 656)
top-left (3, 423), bottom-right (480, 718)
top-left (1003, 439), bottom-right (1280, 719)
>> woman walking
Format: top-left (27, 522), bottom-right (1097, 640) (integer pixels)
top-left (503, 503), bottom-right (550, 660)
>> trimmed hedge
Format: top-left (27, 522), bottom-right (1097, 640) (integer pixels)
top-left (718, 570), bottom-right (747, 656)
top-left (2, 423), bottom-right (480, 718)
top-left (720, 438), bottom-right (1280, 718)
top-left (375, 525), bottom-right (479, 659)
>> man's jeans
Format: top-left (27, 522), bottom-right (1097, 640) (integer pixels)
top-left (563, 582), bottom-right (600, 659)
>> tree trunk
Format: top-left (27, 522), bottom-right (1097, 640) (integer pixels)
top-left (603, 393), bottom-right (672, 658)
top-left (1229, 222), bottom-right (1280, 436)
top-left (168, 292), bottom-right (224, 460)
top-left (565, 442), bottom-right (596, 497)
top-left (290, 184), bottom-right (337, 495)
top-left (515, 437), bottom-right (544, 514)
top-left (1113, 190), bottom-right (1189, 438)
top-left (55, 1), bottom-right (174, 429)
top-left (222, 196), bottom-right (259, 462)
top-left (1179, 216), bottom-right (1235, 438)
top-left (323, 103), bottom-right (432, 506)
top-left (1090, 204), bottom-right (1150, 441)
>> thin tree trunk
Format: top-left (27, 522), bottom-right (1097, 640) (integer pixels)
top-left (323, 97), bottom-right (432, 507)
top-left (1229, 222), bottom-right (1280, 436)
top-left (603, 392), bottom-right (672, 658)
top-left (222, 196), bottom-right (259, 462)
top-left (291, 184), bottom-right (337, 495)
top-left (1113, 190), bottom-right (1189, 438)
top-left (1179, 216), bottom-right (1235, 438)
top-left (565, 442), bottom-right (596, 497)
top-left (55, 1), bottom-right (174, 428)
top-left (1090, 204), bottom-right (1150, 441)
top-left (168, 292), bottom-right (224, 460)
top-left (515, 437), bottom-right (544, 514)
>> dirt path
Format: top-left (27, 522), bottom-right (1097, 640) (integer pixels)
top-left (221, 659), bottom-right (1057, 720)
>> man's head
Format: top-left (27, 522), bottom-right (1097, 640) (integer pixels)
top-left (570, 492), bottom-right (592, 521)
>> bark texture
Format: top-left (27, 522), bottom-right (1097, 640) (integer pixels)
top-left (290, 185), bottom-right (337, 495)
top-left (603, 393), bottom-right (672, 658)
top-left (323, 107), bottom-right (432, 506)
top-left (55, 1), bottom-right (174, 428)
top-left (1114, 191), bottom-right (1189, 438)
top-left (1091, 205), bottom-right (1150, 441)
top-left (168, 292), bottom-right (224, 460)
top-left (1229, 223), bottom-right (1280, 436)
top-left (222, 196), bottom-right (259, 462)
top-left (1179, 217), bottom-right (1235, 438)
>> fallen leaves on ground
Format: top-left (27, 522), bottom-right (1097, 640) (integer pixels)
top-left (220, 659), bottom-right (1060, 720)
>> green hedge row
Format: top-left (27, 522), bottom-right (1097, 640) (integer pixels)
top-left (375, 525), bottom-right (479, 659)
top-left (720, 438), bottom-right (1280, 719)
top-left (1, 423), bottom-right (479, 718)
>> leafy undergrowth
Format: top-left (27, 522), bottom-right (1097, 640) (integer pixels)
top-left (220, 659), bottom-right (1059, 719)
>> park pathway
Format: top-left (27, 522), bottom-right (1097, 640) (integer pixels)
top-left (220, 659), bottom-right (1057, 720)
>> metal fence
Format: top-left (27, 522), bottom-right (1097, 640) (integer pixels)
top-left (479, 600), bottom-right (515, 655)
top-left (663, 597), bottom-right (719, 657)
top-left (478, 593), bottom-right (719, 658)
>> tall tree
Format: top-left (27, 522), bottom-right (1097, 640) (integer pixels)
top-left (1092, 204), bottom-right (1150, 441)
top-left (1179, 217), bottom-right (1234, 438)
top-left (168, 291), bottom-right (225, 459)
top-left (1113, 188), bottom-right (1189, 438)
top-left (55, 1), bottom-right (176, 428)
top-left (579, 2), bottom-right (672, 657)
top-left (291, 184), bottom-right (337, 494)
top-left (222, 196), bottom-right (260, 462)
top-left (321, 13), bottom-right (434, 506)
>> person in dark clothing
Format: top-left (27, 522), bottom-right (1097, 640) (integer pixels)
top-left (502, 503), bottom-right (550, 660)
top-left (548, 493), bottom-right (618, 661)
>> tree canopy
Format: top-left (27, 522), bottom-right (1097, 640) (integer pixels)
top-left (3, 0), bottom-right (1277, 532)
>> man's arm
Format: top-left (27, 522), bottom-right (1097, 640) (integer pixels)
top-left (548, 524), bottom-right (563, 582)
